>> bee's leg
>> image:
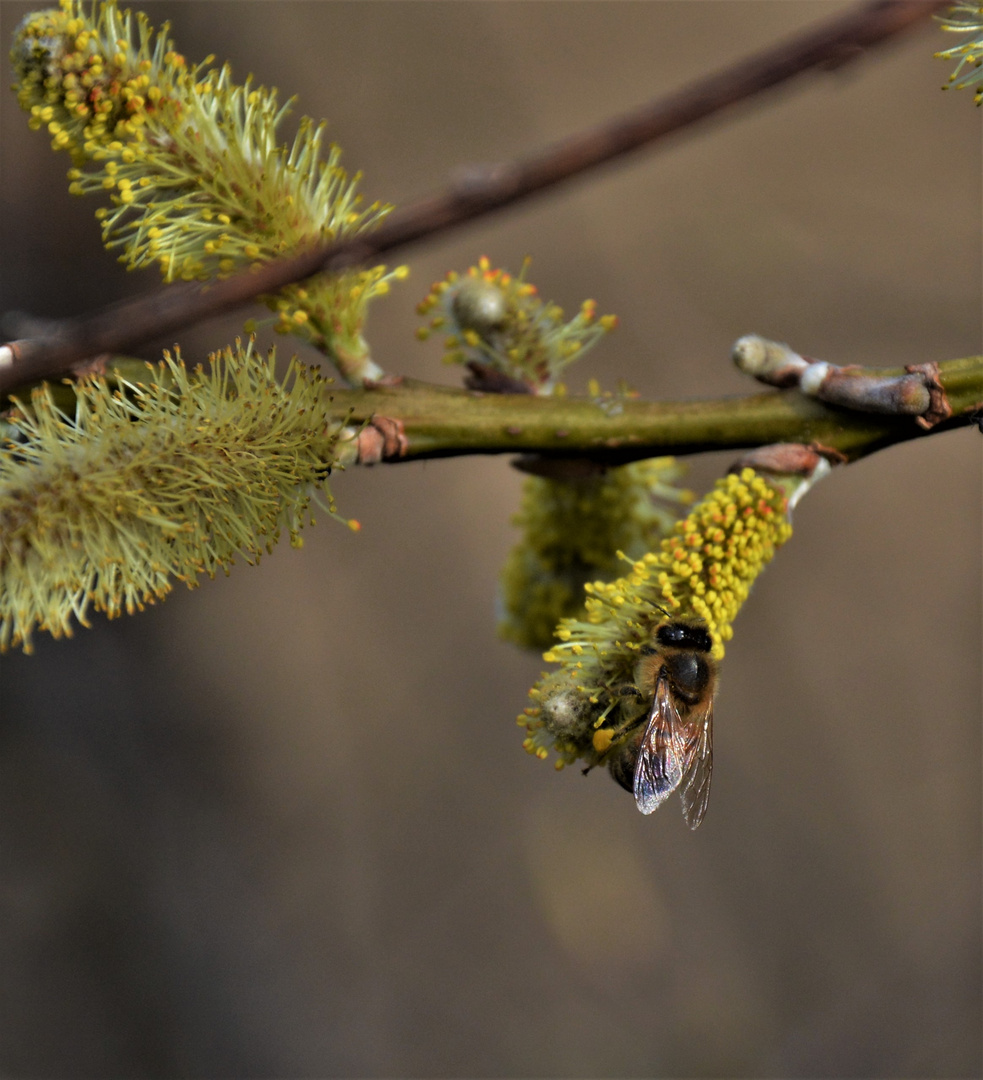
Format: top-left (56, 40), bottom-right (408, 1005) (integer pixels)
top-left (581, 684), bottom-right (646, 777)
top-left (586, 683), bottom-right (650, 790)
top-left (612, 682), bottom-right (648, 730)
top-left (617, 682), bottom-right (646, 701)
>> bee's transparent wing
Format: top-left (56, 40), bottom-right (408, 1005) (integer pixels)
top-left (633, 676), bottom-right (685, 815)
top-left (679, 701), bottom-right (713, 830)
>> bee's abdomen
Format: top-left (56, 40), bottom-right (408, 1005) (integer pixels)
top-left (608, 733), bottom-right (641, 793)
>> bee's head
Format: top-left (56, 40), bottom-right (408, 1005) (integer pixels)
top-left (654, 619), bottom-right (713, 654)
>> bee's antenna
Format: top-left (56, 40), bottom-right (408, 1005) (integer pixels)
top-left (653, 602), bottom-right (672, 619)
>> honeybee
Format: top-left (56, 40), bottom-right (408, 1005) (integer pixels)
top-left (607, 617), bottom-right (717, 829)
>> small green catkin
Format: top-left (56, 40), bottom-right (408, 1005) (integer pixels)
top-left (498, 459), bottom-right (693, 651)
top-left (0, 342), bottom-right (346, 653)
top-left (416, 257), bottom-right (617, 392)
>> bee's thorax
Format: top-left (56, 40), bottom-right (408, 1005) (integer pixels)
top-left (663, 651), bottom-right (711, 705)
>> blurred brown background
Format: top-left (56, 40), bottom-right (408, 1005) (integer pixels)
top-left (1, 2), bottom-right (980, 1076)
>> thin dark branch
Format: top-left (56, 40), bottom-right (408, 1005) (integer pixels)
top-left (0, 0), bottom-right (948, 397)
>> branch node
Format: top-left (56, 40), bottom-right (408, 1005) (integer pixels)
top-left (355, 415), bottom-right (409, 464)
top-left (905, 362), bottom-right (952, 429)
top-left (728, 443), bottom-right (831, 476)
top-left (464, 361), bottom-right (533, 395)
top-left (70, 353), bottom-right (110, 378)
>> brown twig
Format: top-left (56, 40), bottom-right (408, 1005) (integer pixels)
top-left (732, 334), bottom-right (951, 424)
top-left (0, 0), bottom-right (947, 397)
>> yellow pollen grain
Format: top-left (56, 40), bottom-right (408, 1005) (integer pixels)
top-left (592, 729), bottom-right (614, 753)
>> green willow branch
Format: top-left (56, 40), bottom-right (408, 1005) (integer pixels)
top-left (333, 356), bottom-right (982, 467)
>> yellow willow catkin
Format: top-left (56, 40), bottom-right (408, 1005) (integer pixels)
top-left (518, 468), bottom-right (799, 768)
top-left (11, 0), bottom-right (404, 379)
